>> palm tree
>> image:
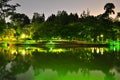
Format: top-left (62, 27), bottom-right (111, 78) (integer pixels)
top-left (102, 3), bottom-right (115, 18)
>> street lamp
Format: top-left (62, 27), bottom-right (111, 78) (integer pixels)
top-left (100, 34), bottom-right (104, 44)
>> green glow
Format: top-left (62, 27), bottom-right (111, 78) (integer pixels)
top-left (34, 69), bottom-right (105, 80)
top-left (0, 42), bottom-right (8, 47)
top-left (109, 41), bottom-right (120, 51)
top-left (110, 45), bottom-right (120, 51)
top-left (109, 41), bottom-right (120, 46)
top-left (24, 41), bottom-right (30, 44)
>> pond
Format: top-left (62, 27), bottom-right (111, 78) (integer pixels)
top-left (0, 45), bottom-right (120, 80)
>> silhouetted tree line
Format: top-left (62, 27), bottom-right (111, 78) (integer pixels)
top-left (0, 1), bottom-right (120, 42)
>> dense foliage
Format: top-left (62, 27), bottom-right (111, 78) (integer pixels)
top-left (0, 2), bottom-right (120, 43)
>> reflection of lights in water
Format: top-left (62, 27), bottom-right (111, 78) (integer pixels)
top-left (49, 49), bottom-right (66, 53)
top-left (12, 51), bottom-right (15, 54)
top-left (100, 48), bottom-right (104, 55)
top-left (91, 48), bottom-right (95, 53)
top-left (109, 41), bottom-right (120, 51)
top-left (96, 48), bottom-right (100, 54)
top-left (90, 47), bottom-right (105, 54)
top-left (114, 47), bottom-right (116, 51)
top-left (11, 50), bottom-right (17, 55)
top-left (50, 47), bottom-right (53, 51)
top-left (22, 50), bottom-right (25, 56)
top-left (26, 47), bottom-right (30, 50)
top-left (33, 48), bottom-right (47, 53)
top-left (110, 45), bottom-right (120, 51)
top-left (45, 41), bottom-right (55, 49)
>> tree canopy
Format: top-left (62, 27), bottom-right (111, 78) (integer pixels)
top-left (0, 0), bottom-right (20, 20)
top-left (0, 2), bottom-right (120, 43)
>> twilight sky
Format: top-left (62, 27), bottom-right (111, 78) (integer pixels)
top-left (11, 0), bottom-right (120, 19)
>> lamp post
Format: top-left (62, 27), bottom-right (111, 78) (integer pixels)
top-left (100, 34), bottom-right (104, 44)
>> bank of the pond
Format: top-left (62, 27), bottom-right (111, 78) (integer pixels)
top-left (0, 40), bottom-right (109, 48)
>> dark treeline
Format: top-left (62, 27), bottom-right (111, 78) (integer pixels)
top-left (0, 0), bottom-right (120, 43)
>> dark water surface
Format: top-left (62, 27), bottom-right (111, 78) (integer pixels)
top-left (0, 45), bottom-right (120, 80)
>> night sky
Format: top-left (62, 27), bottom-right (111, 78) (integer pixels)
top-left (12, 0), bottom-right (120, 19)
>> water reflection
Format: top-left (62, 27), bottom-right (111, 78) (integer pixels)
top-left (0, 45), bottom-right (120, 80)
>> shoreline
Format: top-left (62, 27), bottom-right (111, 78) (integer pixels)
top-left (0, 40), bottom-right (110, 47)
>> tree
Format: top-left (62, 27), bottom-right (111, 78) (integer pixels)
top-left (0, 0), bottom-right (20, 20)
top-left (10, 13), bottom-right (30, 27)
top-left (2, 28), bottom-right (16, 40)
top-left (0, 20), bottom-right (6, 37)
top-left (69, 13), bottom-right (79, 23)
top-left (46, 14), bottom-right (56, 22)
top-left (10, 13), bottom-right (30, 41)
top-left (80, 9), bottom-right (90, 18)
top-left (56, 10), bottom-right (69, 24)
top-left (102, 3), bottom-right (115, 18)
top-left (32, 12), bottom-right (45, 23)
top-left (115, 12), bottom-right (120, 21)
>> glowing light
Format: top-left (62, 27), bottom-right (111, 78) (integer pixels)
top-left (21, 34), bottom-right (26, 38)
top-left (22, 50), bottom-right (25, 55)
top-left (91, 48), bottom-right (95, 53)
top-left (100, 48), bottom-right (104, 55)
top-left (109, 41), bottom-right (120, 51)
top-left (11, 50), bottom-right (17, 55)
top-left (96, 48), bottom-right (100, 53)
top-left (49, 49), bottom-right (66, 53)
top-left (100, 34), bottom-right (103, 37)
top-left (50, 47), bottom-right (53, 51)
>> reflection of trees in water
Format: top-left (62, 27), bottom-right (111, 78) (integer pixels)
top-left (0, 47), bottom-right (120, 79)
top-left (104, 72), bottom-right (115, 80)
top-left (91, 51), bottom-right (118, 80)
top-left (0, 52), bottom-right (16, 80)
top-left (0, 69), bottom-right (16, 80)
top-left (0, 51), bottom-right (31, 80)
top-left (10, 54), bottom-right (31, 74)
top-left (31, 49), bottom-right (120, 79)
top-left (31, 49), bottom-right (120, 80)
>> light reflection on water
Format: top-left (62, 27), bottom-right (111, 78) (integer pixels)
top-left (0, 45), bottom-right (120, 80)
